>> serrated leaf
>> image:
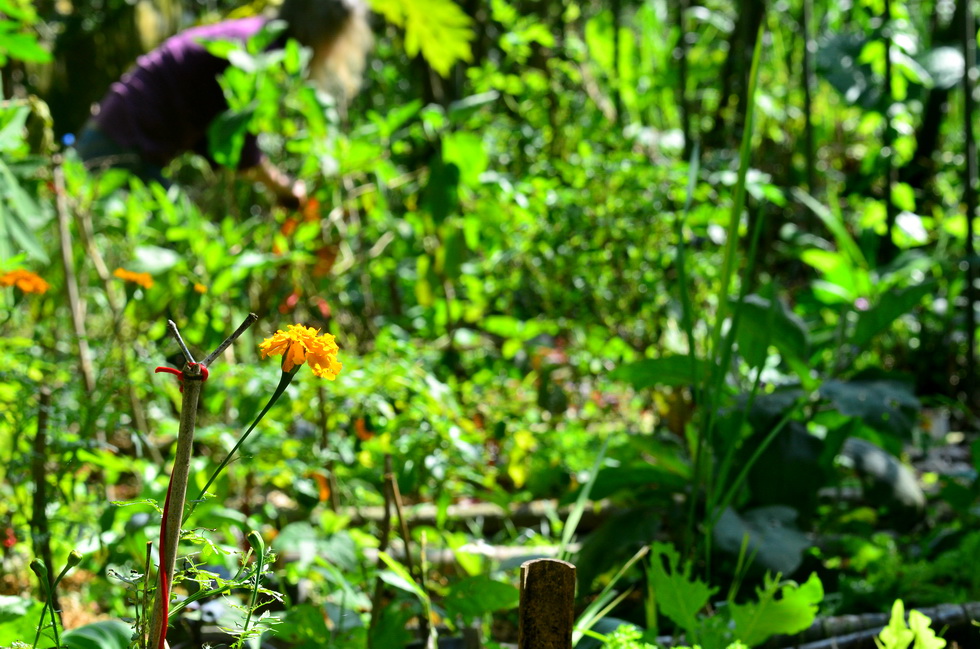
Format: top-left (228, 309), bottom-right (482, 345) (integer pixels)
top-left (648, 541), bottom-right (717, 634)
top-left (876, 600), bottom-right (915, 649)
top-left (370, 0), bottom-right (474, 76)
top-left (730, 573), bottom-right (823, 646)
top-left (909, 609), bottom-right (946, 649)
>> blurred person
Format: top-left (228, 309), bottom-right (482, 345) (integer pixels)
top-left (74, 0), bottom-right (371, 208)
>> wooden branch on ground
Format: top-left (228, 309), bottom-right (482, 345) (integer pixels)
top-left (343, 499), bottom-right (617, 536)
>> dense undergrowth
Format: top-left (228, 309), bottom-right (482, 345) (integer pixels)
top-left (1, 0), bottom-right (979, 647)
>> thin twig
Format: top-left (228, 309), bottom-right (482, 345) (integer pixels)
top-left (201, 312), bottom-right (259, 368)
top-left (166, 320), bottom-right (196, 364)
top-left (387, 455), bottom-right (428, 642)
top-left (72, 202), bottom-right (158, 461)
top-left (54, 160), bottom-right (96, 395)
top-left (31, 387), bottom-right (61, 622)
top-left (368, 455), bottom-right (395, 643)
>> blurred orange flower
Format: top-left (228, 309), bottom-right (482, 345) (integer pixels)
top-left (0, 269), bottom-right (49, 294)
top-left (113, 268), bottom-right (154, 289)
top-left (193, 283), bottom-right (207, 294)
top-left (259, 324), bottom-right (342, 379)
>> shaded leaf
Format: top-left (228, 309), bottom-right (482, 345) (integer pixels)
top-left (713, 506), bottom-right (810, 576)
top-left (820, 379), bottom-right (919, 438)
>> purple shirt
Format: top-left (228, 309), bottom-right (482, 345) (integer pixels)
top-left (94, 17), bottom-right (266, 169)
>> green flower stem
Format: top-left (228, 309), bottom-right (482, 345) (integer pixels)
top-left (185, 370), bottom-right (296, 525)
top-left (241, 530), bottom-right (267, 643)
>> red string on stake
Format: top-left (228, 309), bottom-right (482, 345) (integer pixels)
top-left (154, 363), bottom-right (209, 392)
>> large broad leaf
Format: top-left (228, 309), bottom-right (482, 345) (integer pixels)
top-left (442, 575), bottom-right (519, 622)
top-left (820, 379), bottom-right (919, 438)
top-left (611, 355), bottom-right (709, 389)
top-left (0, 596), bottom-right (44, 645)
top-left (62, 619), bottom-right (132, 649)
top-left (369, 0), bottom-right (474, 76)
top-left (648, 541), bottom-right (717, 635)
top-left (590, 464), bottom-right (688, 501)
top-left (713, 506), bottom-right (810, 576)
top-left (852, 283), bottom-right (934, 348)
top-left (730, 572), bottom-right (823, 646)
top-left (744, 421), bottom-right (828, 517)
top-left (734, 295), bottom-right (809, 368)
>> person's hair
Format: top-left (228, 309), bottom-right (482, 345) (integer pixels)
top-left (277, 0), bottom-right (372, 103)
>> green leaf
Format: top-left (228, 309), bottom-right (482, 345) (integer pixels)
top-left (0, 31), bottom-right (52, 64)
top-left (0, 103), bottom-right (30, 152)
top-left (370, 0), bottom-right (474, 76)
top-left (852, 283), bottom-right (933, 348)
top-left (909, 609), bottom-right (946, 649)
top-left (442, 131), bottom-right (488, 187)
top-left (0, 159), bottom-right (48, 262)
top-left (377, 551), bottom-right (428, 602)
top-left (648, 541), bottom-right (717, 635)
top-left (730, 573), bottom-right (823, 646)
top-left (0, 596), bottom-right (43, 645)
top-left (62, 619), bottom-right (133, 649)
top-left (424, 154), bottom-right (460, 223)
top-left (132, 245), bottom-right (180, 274)
top-left (207, 106), bottom-right (255, 168)
top-left (611, 356), bottom-right (708, 389)
top-left (876, 600), bottom-right (915, 649)
top-left (442, 576), bottom-right (519, 621)
top-left (793, 188), bottom-right (867, 271)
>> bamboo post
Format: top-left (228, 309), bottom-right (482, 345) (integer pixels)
top-left (518, 559), bottom-right (575, 649)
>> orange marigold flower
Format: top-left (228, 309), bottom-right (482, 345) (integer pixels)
top-left (259, 324), bottom-right (342, 379)
top-left (0, 269), bottom-right (50, 294)
top-left (113, 268), bottom-right (154, 289)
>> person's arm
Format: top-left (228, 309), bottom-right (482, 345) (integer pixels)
top-left (244, 156), bottom-right (308, 209)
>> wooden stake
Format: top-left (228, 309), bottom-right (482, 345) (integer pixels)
top-left (518, 559), bottom-right (575, 649)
